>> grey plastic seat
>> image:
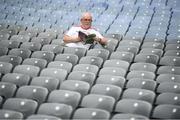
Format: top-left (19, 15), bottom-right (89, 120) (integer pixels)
top-left (165, 44), bottom-right (180, 51)
top-left (3, 98), bottom-right (38, 118)
top-left (0, 40), bottom-right (20, 49)
top-left (48, 90), bottom-right (81, 109)
top-left (31, 51), bottom-right (55, 63)
top-left (152, 104), bottom-right (180, 119)
top-left (47, 61), bottom-right (72, 73)
top-left (73, 108), bottom-right (110, 119)
top-left (118, 40), bottom-right (141, 48)
top-left (41, 44), bottom-right (64, 54)
top-left (164, 50), bottom-right (180, 57)
top-left (115, 99), bottom-right (152, 117)
top-left (116, 45), bottom-right (139, 55)
top-left (31, 36), bottom-right (52, 45)
top-left (103, 59), bottom-right (129, 71)
top-left (67, 71), bottom-right (96, 86)
top-left (126, 78), bottom-right (157, 91)
top-left (27, 114), bottom-right (61, 120)
top-left (122, 88), bottom-right (155, 104)
top-left (40, 68), bottom-right (67, 84)
top-left (127, 70), bottom-right (155, 80)
top-left (8, 48), bottom-right (31, 59)
top-left (20, 42), bottom-right (42, 52)
top-left (13, 65), bottom-right (40, 77)
top-left (30, 76), bottom-right (59, 92)
top-left (159, 56), bottom-right (180, 66)
top-left (0, 110), bottom-right (23, 119)
top-left (0, 55), bottom-right (22, 66)
top-left (140, 48), bottom-right (163, 57)
top-left (103, 38), bottom-right (118, 52)
top-left (10, 35), bottom-right (30, 43)
top-left (141, 42), bottom-right (164, 49)
top-left (86, 49), bottom-right (110, 61)
top-left (134, 53), bottom-right (159, 65)
top-left (157, 66), bottom-right (180, 75)
top-left (157, 82), bottom-right (180, 94)
top-left (73, 64), bottom-right (99, 75)
top-left (79, 56), bottom-right (103, 68)
top-left (81, 94), bottom-right (115, 112)
top-left (155, 92), bottom-right (180, 105)
top-left (37, 103), bottom-right (72, 119)
top-left (18, 30), bottom-right (38, 38)
top-left (0, 46), bottom-right (8, 56)
top-left (2, 73), bottom-right (30, 87)
top-left (16, 85), bottom-right (48, 104)
top-left (96, 75), bottom-right (126, 88)
top-left (90, 84), bottom-right (122, 101)
top-left (0, 61), bottom-right (13, 74)
top-left (0, 82), bottom-right (17, 99)
top-left (112, 113), bottom-right (149, 120)
top-left (60, 80), bottom-right (90, 97)
top-left (55, 53), bottom-right (79, 66)
top-left (38, 32), bottom-right (57, 40)
top-left (110, 51), bottom-right (134, 63)
top-left (63, 47), bottom-right (87, 59)
top-left (99, 67), bottom-right (126, 77)
top-left (156, 74), bottom-right (180, 83)
top-left (130, 62), bottom-right (157, 72)
top-left (22, 58), bottom-right (47, 70)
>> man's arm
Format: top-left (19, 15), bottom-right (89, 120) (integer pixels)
top-left (63, 35), bottom-right (81, 43)
top-left (94, 37), bottom-right (108, 45)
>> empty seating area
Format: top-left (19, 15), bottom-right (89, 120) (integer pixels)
top-left (0, 0), bottom-right (180, 119)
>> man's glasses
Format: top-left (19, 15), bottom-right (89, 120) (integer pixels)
top-left (81, 18), bottom-right (92, 22)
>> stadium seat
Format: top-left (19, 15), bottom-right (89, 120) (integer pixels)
top-left (22, 58), bottom-right (47, 70)
top-left (41, 44), bottom-right (64, 54)
top-left (48, 90), bottom-right (81, 109)
top-left (0, 55), bottom-right (22, 66)
top-left (155, 92), bottom-right (180, 105)
top-left (156, 74), bottom-right (180, 83)
top-left (8, 48), bottom-right (31, 59)
top-left (0, 46), bottom-right (8, 56)
top-left (40, 68), bottom-right (67, 83)
top-left (20, 42), bottom-right (42, 52)
top-left (30, 76), bottom-right (59, 91)
top-left (126, 78), bottom-right (157, 91)
top-left (157, 66), bottom-right (180, 75)
top-left (90, 84), bottom-right (122, 101)
top-left (0, 82), bottom-right (17, 99)
top-left (86, 49), bottom-right (110, 61)
top-left (99, 67), bottom-right (126, 77)
top-left (103, 59), bottom-right (129, 71)
top-left (0, 110), bottom-right (23, 119)
top-left (31, 51), bottom-right (55, 63)
top-left (152, 104), bottom-right (180, 119)
top-left (159, 56), bottom-right (180, 66)
top-left (81, 94), bottom-right (115, 112)
top-left (47, 61), bottom-right (72, 73)
top-left (27, 114), bottom-right (61, 120)
top-left (115, 99), bottom-right (152, 117)
top-left (73, 64), bottom-right (99, 75)
top-left (111, 113), bottom-right (149, 120)
top-left (60, 80), bottom-right (90, 97)
top-left (2, 73), bottom-right (30, 87)
top-left (110, 51), bottom-right (134, 63)
top-left (157, 82), bottom-right (180, 94)
top-left (130, 62), bottom-right (157, 72)
top-left (79, 56), bottom-right (103, 68)
top-left (0, 61), bottom-right (13, 74)
top-left (3, 98), bottom-right (38, 118)
top-left (127, 70), bottom-right (155, 80)
top-left (0, 40), bottom-right (20, 49)
top-left (63, 47), bottom-right (87, 59)
top-left (13, 65), bottom-right (40, 77)
top-left (55, 53), bottom-right (79, 66)
top-left (122, 88), bottom-right (156, 104)
top-left (16, 85), bottom-right (48, 104)
top-left (96, 75), bottom-right (126, 88)
top-left (73, 108), bottom-right (110, 119)
top-left (37, 103), bottom-right (72, 119)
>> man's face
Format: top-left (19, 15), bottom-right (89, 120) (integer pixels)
top-left (81, 15), bottom-right (92, 29)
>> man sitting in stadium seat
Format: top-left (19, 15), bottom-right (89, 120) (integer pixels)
top-left (63, 12), bottom-right (107, 49)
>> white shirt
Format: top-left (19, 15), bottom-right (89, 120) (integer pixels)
top-left (65, 26), bottom-right (103, 49)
